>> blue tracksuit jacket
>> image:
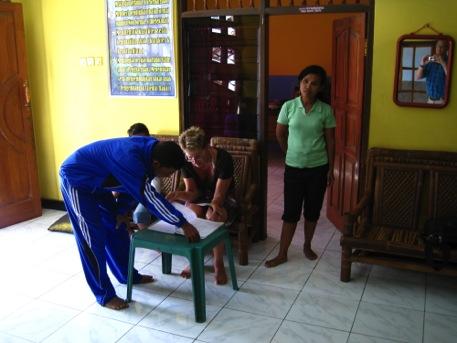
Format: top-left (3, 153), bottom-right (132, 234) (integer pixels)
top-left (59, 136), bottom-right (185, 227)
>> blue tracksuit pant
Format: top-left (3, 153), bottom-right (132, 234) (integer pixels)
top-left (60, 177), bottom-right (141, 305)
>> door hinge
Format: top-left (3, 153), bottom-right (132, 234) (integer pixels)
top-left (364, 38), bottom-right (368, 57)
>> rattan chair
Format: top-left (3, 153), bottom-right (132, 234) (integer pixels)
top-left (210, 136), bottom-right (259, 265)
top-left (151, 134), bottom-right (181, 194)
top-left (150, 134), bottom-right (260, 265)
top-left (341, 148), bottom-right (457, 281)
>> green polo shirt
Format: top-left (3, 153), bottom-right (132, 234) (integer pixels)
top-left (277, 97), bottom-right (335, 168)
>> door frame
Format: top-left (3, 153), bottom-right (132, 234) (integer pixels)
top-left (178, 1), bottom-right (375, 239)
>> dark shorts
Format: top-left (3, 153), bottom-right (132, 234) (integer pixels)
top-left (282, 164), bottom-right (329, 223)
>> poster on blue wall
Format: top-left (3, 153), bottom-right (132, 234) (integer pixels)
top-left (106, 0), bottom-right (175, 97)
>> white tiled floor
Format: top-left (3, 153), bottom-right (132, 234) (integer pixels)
top-left (1, 151), bottom-right (457, 343)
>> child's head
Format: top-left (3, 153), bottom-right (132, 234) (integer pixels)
top-left (127, 123), bottom-right (150, 137)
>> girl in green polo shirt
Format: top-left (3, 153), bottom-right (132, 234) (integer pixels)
top-left (265, 65), bottom-right (335, 268)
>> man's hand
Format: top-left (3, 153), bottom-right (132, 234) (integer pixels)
top-left (116, 213), bottom-right (140, 235)
top-left (181, 222), bottom-right (200, 243)
top-left (421, 55), bottom-right (431, 65)
top-left (116, 214), bottom-right (130, 230)
top-left (127, 223), bottom-right (140, 235)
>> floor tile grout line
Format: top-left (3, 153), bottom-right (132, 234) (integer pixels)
top-left (346, 264), bottom-right (371, 340)
top-left (422, 273), bottom-right (429, 343)
top-left (118, 261), bottom-right (189, 328)
top-left (346, 332), bottom-right (407, 343)
top-left (262, 182), bottom-right (338, 342)
top-left (132, 294), bottom-right (205, 340)
top-left (194, 279), bottom-right (248, 341)
top-left (283, 316), bottom-right (355, 333)
top-left (134, 322), bottom-right (204, 341)
top-left (38, 309), bottom-right (85, 342)
top-left (267, 253), bottom-right (317, 342)
top-left (1, 331), bottom-right (35, 343)
top-left (114, 324), bottom-right (136, 343)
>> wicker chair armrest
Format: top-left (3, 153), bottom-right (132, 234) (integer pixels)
top-left (243, 183), bottom-right (257, 205)
top-left (343, 193), bottom-right (372, 236)
top-left (236, 183), bottom-right (257, 226)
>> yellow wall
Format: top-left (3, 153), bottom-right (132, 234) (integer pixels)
top-left (16, 0), bottom-right (181, 200)
top-left (370, 0), bottom-right (457, 151)
top-left (13, 0), bottom-right (457, 201)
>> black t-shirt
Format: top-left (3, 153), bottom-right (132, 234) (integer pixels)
top-left (181, 147), bottom-right (234, 202)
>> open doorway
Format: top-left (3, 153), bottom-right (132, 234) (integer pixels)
top-left (179, 2), bottom-right (373, 243)
top-left (267, 12), bottom-right (351, 137)
top-left (267, 12), bottom-right (351, 148)
top-left (267, 12), bottom-right (367, 233)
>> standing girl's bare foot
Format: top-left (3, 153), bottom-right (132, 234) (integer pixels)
top-left (104, 296), bottom-right (129, 310)
top-left (303, 245), bottom-right (318, 260)
top-left (264, 255), bottom-right (288, 268)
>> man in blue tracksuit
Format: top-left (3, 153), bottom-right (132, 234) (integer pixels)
top-left (59, 136), bottom-right (200, 310)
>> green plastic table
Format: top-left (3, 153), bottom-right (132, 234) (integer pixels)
top-left (126, 225), bottom-right (239, 322)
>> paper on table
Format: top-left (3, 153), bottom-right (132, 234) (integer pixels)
top-left (147, 202), bottom-right (223, 239)
top-left (172, 202), bottom-right (196, 221)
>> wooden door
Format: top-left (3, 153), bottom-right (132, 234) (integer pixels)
top-left (327, 14), bottom-right (366, 230)
top-left (0, 2), bottom-right (41, 228)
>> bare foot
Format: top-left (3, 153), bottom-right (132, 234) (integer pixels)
top-left (180, 266), bottom-right (191, 279)
top-left (104, 296), bottom-right (129, 310)
top-left (303, 245), bottom-right (318, 260)
top-left (139, 274), bottom-right (154, 283)
top-left (264, 255), bottom-right (287, 268)
top-left (214, 265), bottom-right (227, 285)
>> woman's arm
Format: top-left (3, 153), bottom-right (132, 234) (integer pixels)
top-left (415, 55), bottom-right (430, 80)
top-left (415, 65), bottom-right (425, 80)
top-left (212, 177), bottom-right (232, 207)
top-left (325, 127), bottom-right (335, 185)
top-left (166, 177), bottom-right (200, 203)
top-left (208, 177), bottom-right (232, 221)
top-left (276, 123), bottom-right (288, 153)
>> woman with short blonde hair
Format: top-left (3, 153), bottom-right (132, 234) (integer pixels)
top-left (168, 126), bottom-right (237, 284)
top-left (178, 126), bottom-right (207, 151)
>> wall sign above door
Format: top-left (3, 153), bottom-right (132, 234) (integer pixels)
top-left (106, 0), bottom-right (176, 97)
top-left (299, 6), bottom-right (324, 13)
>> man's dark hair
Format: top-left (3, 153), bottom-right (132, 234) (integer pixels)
top-left (152, 141), bottom-right (186, 169)
top-left (128, 123), bottom-right (150, 137)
